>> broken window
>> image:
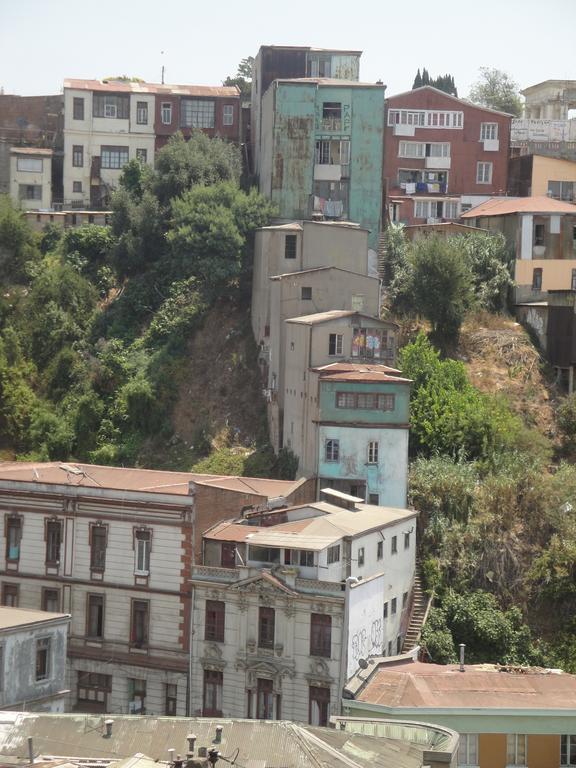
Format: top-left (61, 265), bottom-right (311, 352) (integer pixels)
top-left (93, 94), bottom-right (129, 119)
top-left (322, 102), bottom-right (342, 130)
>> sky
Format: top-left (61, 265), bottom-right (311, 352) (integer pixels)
top-left (0, 0), bottom-right (575, 99)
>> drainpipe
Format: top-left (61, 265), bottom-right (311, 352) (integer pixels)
top-left (187, 585), bottom-right (195, 716)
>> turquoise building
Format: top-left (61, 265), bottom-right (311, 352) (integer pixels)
top-left (259, 79), bottom-right (386, 252)
top-left (314, 363), bottom-right (411, 507)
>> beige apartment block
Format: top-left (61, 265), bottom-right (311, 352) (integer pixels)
top-left (10, 147), bottom-right (52, 209)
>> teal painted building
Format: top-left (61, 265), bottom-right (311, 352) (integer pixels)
top-left (259, 79), bottom-right (386, 251)
top-left (315, 364), bottom-right (411, 508)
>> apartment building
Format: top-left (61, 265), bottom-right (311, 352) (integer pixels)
top-left (251, 45), bottom-right (361, 175)
top-left (0, 606), bottom-right (70, 712)
top-left (259, 78), bottom-right (386, 251)
top-left (189, 491), bottom-right (417, 724)
top-left (384, 86), bottom-right (512, 225)
top-left (342, 657), bottom-right (576, 768)
top-left (0, 462), bottom-right (311, 715)
top-left (509, 154), bottom-right (576, 200)
top-left (63, 78), bottom-right (240, 208)
top-left (9, 147), bottom-right (53, 209)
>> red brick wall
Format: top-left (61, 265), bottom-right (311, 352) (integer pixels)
top-left (384, 88), bottom-right (511, 225)
top-left (154, 95), bottom-right (240, 151)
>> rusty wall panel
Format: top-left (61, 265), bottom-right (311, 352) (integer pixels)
top-left (547, 306), bottom-right (575, 366)
top-left (261, 49), bottom-right (307, 95)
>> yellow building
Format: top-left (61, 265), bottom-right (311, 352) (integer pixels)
top-left (342, 657), bottom-right (576, 768)
top-left (509, 154), bottom-right (576, 201)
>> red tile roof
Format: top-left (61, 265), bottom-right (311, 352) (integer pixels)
top-left (64, 79), bottom-right (240, 98)
top-left (461, 195), bottom-right (576, 218)
top-left (356, 660), bottom-right (576, 709)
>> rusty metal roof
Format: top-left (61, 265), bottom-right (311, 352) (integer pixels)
top-left (0, 714), bottom-right (426, 768)
top-left (10, 147), bottom-right (53, 156)
top-left (64, 79), bottom-right (239, 98)
top-left (355, 660), bottom-right (576, 710)
top-left (461, 195), bottom-right (576, 218)
top-left (0, 462), bottom-right (306, 499)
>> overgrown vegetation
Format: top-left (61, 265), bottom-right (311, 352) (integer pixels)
top-left (0, 131), bottom-right (278, 471)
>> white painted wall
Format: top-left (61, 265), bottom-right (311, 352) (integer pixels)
top-left (10, 153), bottom-right (52, 210)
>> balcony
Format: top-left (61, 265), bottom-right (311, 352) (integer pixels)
top-left (314, 164), bottom-right (342, 182)
top-left (483, 138), bottom-right (499, 152)
top-left (425, 156), bottom-right (451, 169)
top-left (393, 124), bottom-right (416, 137)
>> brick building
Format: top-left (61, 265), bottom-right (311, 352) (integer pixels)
top-left (384, 86), bottom-right (512, 225)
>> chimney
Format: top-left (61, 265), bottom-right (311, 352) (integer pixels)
top-left (168, 749), bottom-right (176, 764)
top-left (187, 734), bottom-right (197, 754)
top-left (214, 725), bottom-right (223, 743)
top-left (104, 719), bottom-right (114, 738)
top-left (459, 643), bottom-right (466, 672)
top-left (27, 736), bottom-right (34, 765)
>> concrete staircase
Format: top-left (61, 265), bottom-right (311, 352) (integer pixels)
top-left (402, 566), bottom-right (433, 653)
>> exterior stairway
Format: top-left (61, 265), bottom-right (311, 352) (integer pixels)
top-left (402, 564), bottom-right (433, 653)
top-left (377, 230), bottom-right (388, 283)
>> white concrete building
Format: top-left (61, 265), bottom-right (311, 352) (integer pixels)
top-left (63, 79), bottom-right (156, 208)
top-left (10, 147), bottom-right (52, 210)
top-left (0, 606), bottom-right (70, 712)
top-left (189, 491), bottom-right (417, 725)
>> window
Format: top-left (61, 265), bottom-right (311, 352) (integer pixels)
top-left (203, 669), bottom-right (223, 716)
top-left (310, 613), bottom-right (332, 657)
top-left (258, 606), bottom-right (275, 649)
top-left (327, 545), bottom-right (340, 564)
top-left (336, 392), bottom-right (395, 411)
top-left (571, 269), bottom-right (576, 292)
top-left (383, 601), bottom-right (388, 619)
top-left (181, 99), bottom-right (215, 128)
top-left (458, 734), bottom-right (479, 767)
top-left (205, 600), bottom-right (225, 642)
top-left (73, 181), bottom-right (83, 193)
top-left (404, 532), bottom-right (410, 549)
top-left (35, 637), bottom-right (51, 681)
top-left (534, 223), bottom-right (545, 246)
top-left (42, 588), bottom-right (60, 613)
top-left (308, 54), bottom-right (332, 78)
top-left (101, 146), bottom-right (129, 169)
top-left (298, 550), bottom-right (314, 567)
top-left (377, 540), bottom-right (383, 560)
top-left (399, 141), bottom-right (450, 158)
top-left (476, 162), bottom-right (493, 184)
top-left (315, 139), bottom-right (350, 165)
top-left (532, 268), bottom-right (543, 291)
top-left (480, 123), bottom-right (498, 140)
top-left (301, 286), bottom-right (312, 300)
top-left (309, 685), bottom-right (330, 726)
top-left (6, 516), bottom-right (22, 561)
top-left (134, 528), bottom-right (151, 575)
top-left (72, 145), bottom-right (84, 167)
top-left (322, 102), bottom-right (342, 130)
top-left (352, 328), bottom-right (392, 361)
top-left (223, 104), bottom-right (234, 126)
top-left (77, 672), bottom-right (111, 712)
top-left (1, 583), bottom-right (18, 607)
top-left (87, 594), bottom-right (104, 639)
top-left (561, 735), bottom-right (576, 767)
top-left (161, 102), bottom-right (172, 124)
top-left (128, 678), bottom-right (146, 714)
top-left (256, 677), bottom-right (276, 719)
top-left (90, 524), bottom-right (107, 571)
top-left (45, 520), bottom-right (62, 565)
top-left (388, 109), bottom-right (463, 129)
top-left (248, 546), bottom-right (280, 564)
top-left (16, 156), bottom-right (43, 172)
top-left (368, 441), bottom-right (379, 464)
top-left (73, 97), bottom-right (85, 120)
top-left (136, 148), bottom-right (147, 164)
top-left (165, 682), bottom-right (178, 715)
top-left (357, 547), bottom-right (365, 567)
top-left (548, 180), bottom-right (576, 201)
top-left (369, 493), bottom-right (379, 505)
top-left (506, 734), bottom-right (527, 766)
top-left (130, 599), bottom-right (149, 648)
top-left (391, 597), bottom-right (397, 614)
top-left (136, 101), bottom-right (148, 125)
top-left (328, 333), bottom-right (343, 356)
top-left (284, 234), bottom-right (297, 259)
top-left (391, 535), bottom-right (398, 554)
top-left (387, 640), bottom-right (393, 655)
top-left (18, 185), bottom-right (42, 200)
top-left (444, 200), bottom-right (460, 220)
top-left (93, 94), bottom-right (129, 119)
top-left (325, 438), bottom-right (340, 462)
top-left (402, 591), bottom-right (408, 609)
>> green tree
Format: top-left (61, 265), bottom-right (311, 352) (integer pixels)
top-left (459, 232), bottom-right (512, 312)
top-left (412, 69), bottom-right (422, 89)
top-left (0, 195), bottom-right (39, 281)
top-left (223, 56), bottom-right (254, 100)
top-left (61, 224), bottom-right (116, 282)
top-left (469, 67), bottom-right (523, 116)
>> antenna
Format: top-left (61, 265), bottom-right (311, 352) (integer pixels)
top-left (161, 50), bottom-right (165, 85)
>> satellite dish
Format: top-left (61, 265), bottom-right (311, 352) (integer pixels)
top-left (358, 658), bottom-right (369, 670)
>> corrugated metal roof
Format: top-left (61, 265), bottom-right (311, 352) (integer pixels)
top-left (461, 195), bottom-right (576, 218)
top-left (64, 79), bottom-right (239, 98)
top-left (0, 714), bottom-right (424, 768)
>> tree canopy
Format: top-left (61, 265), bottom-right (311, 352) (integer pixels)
top-left (223, 56), bottom-right (254, 100)
top-left (413, 68), bottom-right (458, 96)
top-left (468, 67), bottom-right (523, 116)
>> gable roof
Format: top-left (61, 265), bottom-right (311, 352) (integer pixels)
top-left (461, 195), bottom-right (576, 218)
top-left (286, 310), bottom-right (398, 327)
top-left (315, 361), bottom-right (410, 383)
top-left (270, 266), bottom-right (378, 281)
top-left (386, 85), bottom-right (514, 117)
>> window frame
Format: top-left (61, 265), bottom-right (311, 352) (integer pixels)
top-left (72, 145), bottom-right (84, 167)
top-left (458, 733), bottom-right (479, 768)
top-left (534, 223), bottom-right (546, 247)
top-left (308, 685), bottom-right (330, 727)
top-left (165, 682), bottom-right (178, 716)
top-left (476, 161), bottom-right (493, 184)
top-left (480, 122), bottom-right (498, 141)
top-left (328, 333), bottom-right (343, 356)
top-left (506, 734), bottom-right (527, 767)
top-left (324, 438), bottom-right (340, 462)
top-left (136, 101), bottom-right (148, 125)
top-left (161, 102), bottom-right (172, 125)
top-left (357, 547), bottom-right (365, 567)
top-left (301, 286), bottom-right (312, 300)
top-left (42, 587), bottom-right (60, 613)
top-left (404, 532), bottom-right (410, 549)
top-left (72, 181), bottom-right (83, 193)
top-left (310, 613), bottom-right (332, 658)
top-left (16, 156), bottom-right (43, 173)
top-left (258, 606), bottom-right (275, 649)
top-left (367, 441), bottom-right (379, 464)
top-left (45, 519), bottom-right (62, 566)
top-left (130, 598), bottom-right (150, 649)
top-left (327, 545), bottom-right (340, 564)
top-left (5, 515), bottom-right (22, 562)
top-left (73, 97), bottom-right (85, 120)
top-left (18, 184), bottom-right (42, 201)
top-left (391, 597), bottom-right (397, 614)
top-left (561, 734), bottom-right (576, 767)
top-left (1, 583), bottom-right (18, 607)
top-left (35, 637), bottom-right (51, 682)
top-left (205, 599), bottom-right (225, 643)
top-left (128, 677), bottom-right (146, 714)
top-left (181, 99), bottom-right (215, 129)
top-left (532, 267), bottom-right (543, 291)
top-left (136, 148), bottom-right (148, 164)
top-left (391, 535), bottom-right (398, 554)
top-left (284, 234), bottom-right (297, 259)
top-left (100, 145), bottom-right (129, 170)
top-left (89, 523), bottom-right (107, 572)
top-left (222, 104), bottom-right (234, 126)
top-left (86, 593), bottom-right (105, 640)
top-left (203, 669), bottom-right (223, 716)
top-left (134, 527), bottom-right (152, 576)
